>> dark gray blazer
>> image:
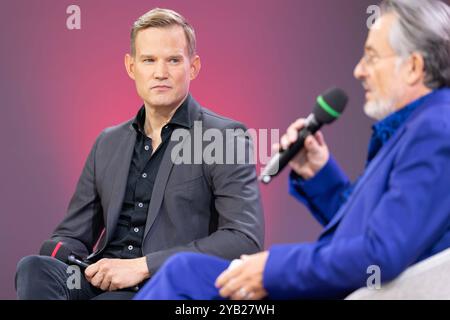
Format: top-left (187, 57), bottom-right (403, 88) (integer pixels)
top-left (51, 95), bottom-right (264, 274)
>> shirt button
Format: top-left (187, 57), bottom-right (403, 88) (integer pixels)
top-left (138, 202), bottom-right (143, 208)
top-left (142, 173), bottom-right (147, 178)
top-left (128, 245), bottom-right (133, 251)
top-left (144, 145), bottom-right (150, 151)
top-left (134, 227), bottom-right (139, 233)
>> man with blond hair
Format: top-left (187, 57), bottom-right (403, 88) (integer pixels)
top-left (15, 8), bottom-right (264, 300)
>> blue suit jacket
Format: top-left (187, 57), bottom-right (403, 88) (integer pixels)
top-left (264, 88), bottom-right (450, 299)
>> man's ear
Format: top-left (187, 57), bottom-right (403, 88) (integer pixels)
top-left (190, 55), bottom-right (201, 80)
top-left (405, 52), bottom-right (425, 86)
top-left (125, 53), bottom-right (136, 80)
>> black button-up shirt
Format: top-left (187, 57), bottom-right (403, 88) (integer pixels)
top-left (102, 99), bottom-right (190, 259)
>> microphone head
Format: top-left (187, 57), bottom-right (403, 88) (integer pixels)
top-left (39, 240), bottom-right (72, 264)
top-left (313, 87), bottom-right (348, 124)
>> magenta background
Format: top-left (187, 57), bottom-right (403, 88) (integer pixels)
top-left (0, 0), bottom-right (376, 299)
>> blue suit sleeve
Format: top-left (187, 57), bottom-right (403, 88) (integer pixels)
top-left (265, 119), bottom-right (450, 299)
top-left (289, 155), bottom-right (351, 226)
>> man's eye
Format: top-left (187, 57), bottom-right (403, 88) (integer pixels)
top-left (143, 59), bottom-right (154, 63)
top-left (169, 59), bottom-right (180, 64)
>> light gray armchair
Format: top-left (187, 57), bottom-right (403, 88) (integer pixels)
top-left (346, 248), bottom-right (450, 300)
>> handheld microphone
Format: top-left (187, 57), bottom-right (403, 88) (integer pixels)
top-left (39, 240), bottom-right (91, 269)
top-left (39, 241), bottom-right (141, 292)
top-left (259, 87), bottom-right (348, 184)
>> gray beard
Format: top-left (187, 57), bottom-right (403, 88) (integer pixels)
top-left (364, 98), bottom-right (397, 120)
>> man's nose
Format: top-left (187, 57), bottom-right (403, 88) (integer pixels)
top-left (353, 58), bottom-right (366, 81)
top-left (154, 61), bottom-right (168, 79)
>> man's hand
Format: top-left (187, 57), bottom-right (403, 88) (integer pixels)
top-left (273, 118), bottom-right (329, 180)
top-left (215, 251), bottom-right (269, 300)
top-left (85, 257), bottom-right (150, 291)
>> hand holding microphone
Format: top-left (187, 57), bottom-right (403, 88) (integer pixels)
top-left (259, 87), bottom-right (348, 184)
top-left (275, 119), bottom-right (329, 180)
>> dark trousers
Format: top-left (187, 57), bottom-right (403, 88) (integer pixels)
top-left (15, 255), bottom-right (136, 300)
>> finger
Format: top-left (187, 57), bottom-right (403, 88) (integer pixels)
top-left (230, 291), bottom-right (241, 300)
top-left (230, 289), bottom-right (245, 300)
top-left (248, 291), bottom-right (260, 300)
top-left (90, 272), bottom-right (105, 288)
top-left (304, 135), bottom-right (320, 153)
top-left (314, 131), bottom-right (326, 147)
top-left (108, 277), bottom-right (119, 292)
top-left (215, 265), bottom-right (240, 288)
top-left (108, 282), bottom-right (117, 292)
top-left (219, 277), bottom-right (241, 298)
top-left (100, 276), bottom-right (111, 291)
top-left (286, 124), bottom-right (302, 144)
top-left (227, 259), bottom-right (243, 272)
top-left (231, 285), bottom-right (256, 300)
top-left (229, 285), bottom-right (250, 300)
top-left (284, 118), bottom-right (306, 145)
top-left (287, 118), bottom-right (306, 133)
top-left (280, 134), bottom-right (289, 150)
top-left (219, 271), bottom-right (249, 298)
top-left (250, 289), bottom-right (267, 300)
top-left (84, 263), bottom-right (99, 280)
top-left (272, 143), bottom-right (280, 153)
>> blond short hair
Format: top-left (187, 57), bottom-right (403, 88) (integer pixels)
top-left (130, 8), bottom-right (196, 57)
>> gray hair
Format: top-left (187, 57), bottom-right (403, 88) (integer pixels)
top-left (380, 0), bottom-right (450, 89)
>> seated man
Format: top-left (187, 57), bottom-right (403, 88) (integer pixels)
top-left (134, 0), bottom-right (450, 300)
top-left (15, 8), bottom-right (264, 300)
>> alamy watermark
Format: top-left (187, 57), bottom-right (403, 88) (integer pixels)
top-left (169, 122), bottom-right (279, 171)
top-left (366, 5), bottom-right (381, 29)
top-left (66, 265), bottom-right (82, 290)
top-left (65, 5), bottom-right (381, 33)
top-left (66, 5), bottom-right (81, 30)
top-left (366, 265), bottom-right (381, 290)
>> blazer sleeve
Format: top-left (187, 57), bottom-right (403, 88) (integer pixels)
top-left (289, 155), bottom-right (351, 226)
top-left (144, 123), bottom-right (264, 275)
top-left (263, 120), bottom-right (450, 299)
top-left (50, 132), bottom-right (105, 258)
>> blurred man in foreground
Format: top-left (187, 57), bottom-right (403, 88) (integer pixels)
top-left (134, 0), bottom-right (450, 300)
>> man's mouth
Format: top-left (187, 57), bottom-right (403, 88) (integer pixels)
top-left (362, 84), bottom-right (372, 96)
top-left (151, 85), bottom-right (172, 90)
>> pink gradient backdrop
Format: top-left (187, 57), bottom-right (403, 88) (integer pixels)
top-left (0, 0), bottom-right (376, 298)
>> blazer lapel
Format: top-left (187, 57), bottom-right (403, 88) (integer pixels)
top-left (143, 130), bottom-right (190, 239)
top-left (143, 95), bottom-right (201, 240)
top-left (105, 128), bottom-right (136, 244)
top-left (320, 125), bottom-right (408, 236)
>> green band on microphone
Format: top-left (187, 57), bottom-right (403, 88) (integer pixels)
top-left (317, 95), bottom-right (341, 118)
